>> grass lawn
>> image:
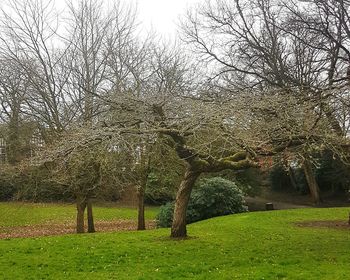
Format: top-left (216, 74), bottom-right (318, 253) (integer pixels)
top-left (0, 206), bottom-right (350, 279)
top-left (0, 202), bottom-right (159, 227)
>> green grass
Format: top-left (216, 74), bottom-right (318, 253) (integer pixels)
top-left (0, 207), bottom-right (350, 279)
top-left (0, 202), bottom-right (159, 227)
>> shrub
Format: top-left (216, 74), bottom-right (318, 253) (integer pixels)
top-left (232, 168), bottom-right (263, 196)
top-left (156, 202), bottom-right (175, 228)
top-left (156, 177), bottom-right (248, 227)
top-left (293, 168), bottom-right (308, 194)
top-left (316, 151), bottom-right (350, 194)
top-left (269, 165), bottom-right (292, 191)
top-left (0, 164), bottom-right (73, 202)
top-left (0, 183), bottom-right (17, 200)
top-left (0, 165), bottom-right (22, 201)
top-left (144, 172), bottom-right (176, 205)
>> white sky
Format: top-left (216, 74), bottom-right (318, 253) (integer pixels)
top-left (134, 0), bottom-right (199, 37)
top-left (0, 0), bottom-right (199, 37)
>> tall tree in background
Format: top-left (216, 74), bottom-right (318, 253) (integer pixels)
top-left (180, 0), bottom-right (350, 204)
top-left (0, 59), bottom-right (28, 164)
top-left (0, 0), bottom-right (73, 138)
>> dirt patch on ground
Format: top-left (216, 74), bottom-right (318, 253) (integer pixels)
top-left (245, 196), bottom-right (310, 211)
top-left (0, 220), bottom-right (156, 239)
top-left (296, 220), bottom-right (350, 230)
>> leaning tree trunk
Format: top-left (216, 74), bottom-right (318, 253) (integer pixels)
top-left (76, 196), bottom-right (87, 233)
top-left (171, 169), bottom-right (200, 238)
top-left (137, 185), bottom-right (146, 230)
top-left (87, 198), bottom-right (95, 233)
top-left (303, 158), bottom-right (321, 204)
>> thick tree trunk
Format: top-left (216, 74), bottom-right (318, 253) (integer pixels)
top-left (76, 197), bottom-right (87, 233)
top-left (137, 186), bottom-right (146, 230)
top-left (87, 198), bottom-right (95, 233)
top-left (171, 168), bottom-right (200, 238)
top-left (303, 158), bottom-right (321, 204)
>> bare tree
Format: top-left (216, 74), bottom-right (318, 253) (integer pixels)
top-left (0, 0), bottom-right (75, 137)
top-left (0, 57), bottom-right (29, 164)
top-left (180, 0), bottom-right (350, 204)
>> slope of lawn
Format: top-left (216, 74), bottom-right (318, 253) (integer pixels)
top-left (0, 202), bottom-right (159, 227)
top-left (0, 207), bottom-right (350, 279)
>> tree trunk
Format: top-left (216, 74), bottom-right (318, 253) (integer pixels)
top-left (323, 104), bottom-right (344, 137)
top-left (87, 198), bottom-right (95, 233)
top-left (171, 168), bottom-right (200, 238)
top-left (137, 185), bottom-right (146, 230)
top-left (288, 167), bottom-right (298, 190)
top-left (303, 158), bottom-right (321, 204)
top-left (76, 197), bottom-right (87, 233)
top-left (137, 146), bottom-right (150, 231)
top-left (7, 106), bottom-right (21, 164)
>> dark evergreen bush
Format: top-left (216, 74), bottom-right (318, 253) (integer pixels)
top-left (144, 172), bottom-right (176, 205)
top-left (156, 202), bottom-right (175, 227)
top-left (316, 151), bottom-right (350, 194)
top-left (269, 164), bottom-right (309, 194)
top-left (269, 165), bottom-right (292, 191)
top-left (156, 177), bottom-right (248, 227)
top-left (0, 176), bottom-right (17, 200)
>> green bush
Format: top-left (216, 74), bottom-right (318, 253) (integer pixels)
top-left (144, 172), bottom-right (176, 205)
top-left (0, 164), bottom-right (73, 202)
top-left (157, 177), bottom-right (248, 227)
top-left (316, 151), bottom-right (350, 194)
top-left (269, 164), bottom-right (308, 194)
top-left (269, 165), bottom-right (292, 191)
top-left (0, 165), bottom-right (21, 201)
top-left (232, 168), bottom-right (263, 196)
top-left (0, 183), bottom-right (17, 200)
top-left (156, 202), bottom-right (175, 227)
top-left (293, 168), bottom-right (308, 194)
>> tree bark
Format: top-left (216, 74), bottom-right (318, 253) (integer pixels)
top-left (288, 167), bottom-right (298, 190)
top-left (303, 158), bottom-right (321, 204)
top-left (136, 145), bottom-right (151, 231)
top-left (171, 168), bottom-right (200, 238)
top-left (76, 197), bottom-right (87, 233)
top-left (7, 105), bottom-right (21, 164)
top-left (87, 198), bottom-right (95, 233)
top-left (137, 186), bottom-right (146, 230)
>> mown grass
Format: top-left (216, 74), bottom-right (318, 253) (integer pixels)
top-left (0, 206), bottom-right (350, 279)
top-left (0, 202), bottom-right (159, 227)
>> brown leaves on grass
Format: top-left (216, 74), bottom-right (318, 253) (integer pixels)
top-left (296, 220), bottom-right (350, 230)
top-left (0, 220), bottom-right (156, 239)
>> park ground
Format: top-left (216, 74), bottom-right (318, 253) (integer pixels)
top-left (0, 203), bottom-right (349, 279)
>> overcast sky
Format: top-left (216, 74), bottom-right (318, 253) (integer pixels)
top-left (134, 0), bottom-right (199, 37)
top-left (0, 0), bottom-right (199, 38)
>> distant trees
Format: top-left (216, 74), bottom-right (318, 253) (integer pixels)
top-left (180, 0), bottom-right (350, 204)
top-left (0, 0), bottom-right (71, 137)
top-left (1, 0), bottom-right (350, 238)
top-left (0, 59), bottom-right (29, 164)
top-left (0, 0), bottom-right (143, 233)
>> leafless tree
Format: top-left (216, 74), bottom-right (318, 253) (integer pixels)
top-left (0, 0), bottom-right (74, 137)
top-left (180, 0), bottom-right (350, 204)
top-left (0, 57), bottom-right (29, 163)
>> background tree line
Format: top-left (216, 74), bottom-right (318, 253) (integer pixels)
top-left (1, 0), bottom-right (350, 238)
